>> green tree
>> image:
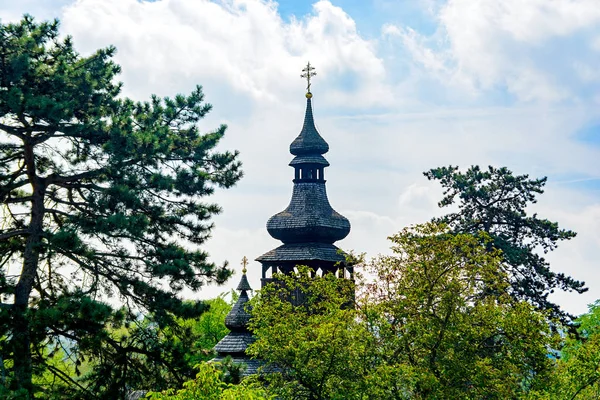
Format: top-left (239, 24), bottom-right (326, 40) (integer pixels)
top-left (177, 295), bottom-right (232, 366)
top-left (147, 362), bottom-right (273, 400)
top-left (247, 225), bottom-right (557, 399)
top-left (152, 295), bottom-right (231, 374)
top-left (248, 268), bottom-right (375, 400)
top-left (0, 16), bottom-right (242, 397)
top-left (425, 165), bottom-right (585, 322)
top-left (366, 223), bottom-right (556, 399)
top-left (537, 301), bottom-right (600, 399)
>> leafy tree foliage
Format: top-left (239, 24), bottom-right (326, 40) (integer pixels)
top-left (80, 296), bottom-right (231, 395)
top-left (425, 165), bottom-right (585, 322)
top-left (537, 301), bottom-right (600, 399)
top-left (0, 16), bottom-right (242, 397)
top-left (147, 362), bottom-right (273, 400)
top-left (248, 267), bottom-right (374, 400)
top-left (175, 295), bottom-right (232, 366)
top-left (247, 224), bottom-right (556, 399)
top-left (366, 223), bottom-right (555, 398)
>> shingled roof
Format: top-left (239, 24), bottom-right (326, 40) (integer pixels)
top-left (212, 271), bottom-right (257, 377)
top-left (289, 98), bottom-right (329, 156)
top-left (257, 91), bottom-right (350, 267)
top-left (289, 154), bottom-right (330, 167)
top-left (265, 183), bottom-right (350, 244)
top-left (256, 242), bottom-right (345, 264)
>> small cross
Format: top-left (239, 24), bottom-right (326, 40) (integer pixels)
top-left (301, 62), bottom-right (317, 93)
top-left (241, 256), bottom-right (248, 274)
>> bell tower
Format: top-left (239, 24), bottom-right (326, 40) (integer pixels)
top-left (256, 63), bottom-right (352, 285)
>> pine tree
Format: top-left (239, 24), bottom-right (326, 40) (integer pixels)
top-left (425, 165), bottom-right (585, 323)
top-left (0, 16), bottom-right (242, 397)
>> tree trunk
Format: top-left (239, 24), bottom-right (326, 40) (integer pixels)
top-left (11, 142), bottom-right (45, 396)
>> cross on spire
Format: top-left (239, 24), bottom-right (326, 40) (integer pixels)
top-left (301, 62), bottom-right (316, 95)
top-left (241, 256), bottom-right (248, 274)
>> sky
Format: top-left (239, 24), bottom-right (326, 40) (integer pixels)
top-left (1, 0), bottom-right (599, 316)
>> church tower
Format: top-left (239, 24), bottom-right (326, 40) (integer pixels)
top-left (213, 64), bottom-right (351, 375)
top-left (213, 257), bottom-right (259, 376)
top-left (256, 63), bottom-right (352, 286)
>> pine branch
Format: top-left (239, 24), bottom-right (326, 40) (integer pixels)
top-left (0, 229), bottom-right (28, 240)
top-left (0, 122), bottom-right (28, 140)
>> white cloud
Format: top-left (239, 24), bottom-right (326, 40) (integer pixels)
top-left (398, 27), bottom-right (449, 75)
top-left (573, 62), bottom-right (600, 83)
top-left (593, 36), bottom-right (600, 51)
top-left (441, 0), bottom-right (600, 45)
top-left (398, 183), bottom-right (437, 210)
top-left (534, 188), bottom-right (600, 315)
top-left (381, 23), bottom-right (402, 37)
top-left (389, 0), bottom-right (600, 102)
top-left (3, 0), bottom-right (600, 316)
top-left (60, 0), bottom-right (391, 107)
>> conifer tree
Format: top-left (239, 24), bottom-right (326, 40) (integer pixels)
top-left (425, 165), bottom-right (585, 323)
top-left (0, 16), bottom-right (242, 397)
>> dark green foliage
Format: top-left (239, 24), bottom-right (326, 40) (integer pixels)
top-left (424, 165), bottom-right (585, 322)
top-left (174, 296), bottom-right (232, 367)
top-left (0, 16), bottom-right (242, 398)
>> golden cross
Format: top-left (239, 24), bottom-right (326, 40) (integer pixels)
top-left (300, 62), bottom-right (316, 93)
top-left (241, 256), bottom-right (248, 274)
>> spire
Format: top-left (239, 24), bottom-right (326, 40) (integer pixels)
top-left (237, 256), bottom-right (252, 291)
top-left (291, 63), bottom-right (329, 156)
top-left (221, 258), bottom-right (252, 332)
top-left (290, 97), bottom-right (329, 156)
top-left (223, 286), bottom-right (251, 332)
top-left (257, 63), bottom-right (351, 270)
top-left (212, 258), bottom-right (259, 375)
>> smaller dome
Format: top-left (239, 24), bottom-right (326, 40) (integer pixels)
top-left (289, 154), bottom-right (330, 167)
top-left (212, 269), bottom-right (256, 375)
top-left (237, 274), bottom-right (252, 291)
top-left (290, 98), bottom-right (329, 156)
top-left (225, 291), bottom-right (251, 331)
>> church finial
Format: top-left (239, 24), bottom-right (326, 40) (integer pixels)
top-left (241, 256), bottom-right (248, 274)
top-left (301, 62), bottom-right (316, 98)
top-left (237, 256), bottom-right (252, 291)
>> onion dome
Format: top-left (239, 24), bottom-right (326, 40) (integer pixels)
top-left (266, 183), bottom-right (350, 244)
top-left (223, 289), bottom-right (251, 332)
top-left (257, 62), bottom-right (351, 276)
top-left (263, 95), bottom-right (350, 246)
top-left (289, 97), bottom-right (329, 156)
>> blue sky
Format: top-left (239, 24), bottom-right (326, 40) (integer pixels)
top-left (1, 0), bottom-right (600, 315)
top-left (276, 0), bottom-right (438, 37)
